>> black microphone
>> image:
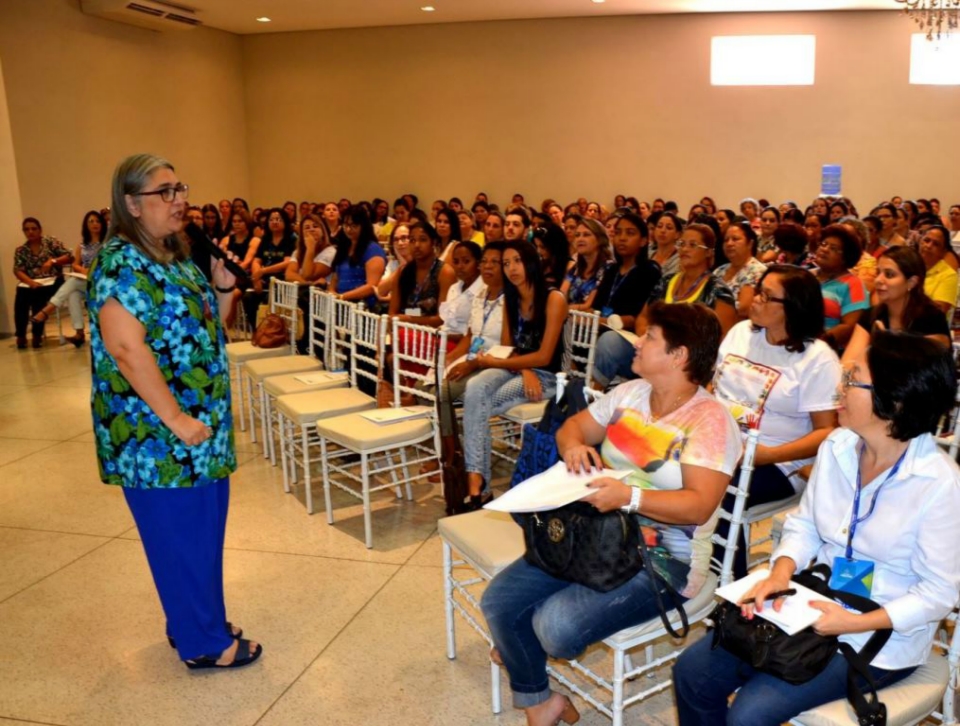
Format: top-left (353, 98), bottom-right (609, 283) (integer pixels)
top-left (183, 222), bottom-right (249, 286)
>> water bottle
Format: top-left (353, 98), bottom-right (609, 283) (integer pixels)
top-left (466, 336), bottom-right (484, 361)
top-left (555, 372), bottom-right (567, 403)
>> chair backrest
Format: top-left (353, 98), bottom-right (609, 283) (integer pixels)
top-left (328, 297), bottom-right (355, 372)
top-left (308, 287), bottom-right (334, 364)
top-left (711, 426), bottom-right (761, 587)
top-left (350, 307), bottom-right (387, 390)
top-left (563, 310), bottom-right (600, 382)
top-left (391, 318), bottom-right (448, 406)
top-left (269, 278), bottom-right (301, 352)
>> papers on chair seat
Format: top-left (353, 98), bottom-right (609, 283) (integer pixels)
top-left (485, 345), bottom-right (514, 359)
top-left (484, 461), bottom-right (631, 514)
top-left (614, 329), bottom-right (639, 346)
top-left (359, 405), bottom-right (432, 424)
top-left (65, 272), bottom-right (87, 281)
top-left (17, 277), bottom-right (58, 289)
top-left (714, 568), bottom-right (834, 636)
top-left (293, 371), bottom-right (347, 385)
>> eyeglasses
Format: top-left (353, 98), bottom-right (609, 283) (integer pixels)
top-left (676, 240), bottom-right (710, 251)
top-left (841, 368), bottom-right (873, 393)
top-left (754, 288), bottom-right (787, 304)
top-left (819, 244), bottom-right (844, 255)
top-left (134, 183), bottom-right (189, 203)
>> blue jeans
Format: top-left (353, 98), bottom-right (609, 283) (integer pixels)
top-left (462, 368), bottom-right (556, 486)
top-left (593, 330), bottom-right (638, 387)
top-left (674, 634), bottom-right (917, 726)
top-left (481, 556), bottom-right (689, 708)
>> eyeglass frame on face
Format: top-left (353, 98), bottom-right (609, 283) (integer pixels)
top-left (676, 239), bottom-right (711, 251)
top-left (841, 367), bottom-right (873, 393)
top-left (133, 183), bottom-right (189, 203)
top-left (754, 286), bottom-right (787, 304)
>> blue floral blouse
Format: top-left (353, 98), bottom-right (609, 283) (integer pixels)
top-left (87, 236), bottom-right (237, 489)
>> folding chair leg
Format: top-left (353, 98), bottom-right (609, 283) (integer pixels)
top-left (321, 436), bottom-right (334, 524)
top-left (247, 375), bottom-right (258, 444)
top-left (399, 447), bottom-right (413, 500)
top-left (443, 541), bottom-right (456, 660)
top-left (361, 452), bottom-right (373, 548)
top-left (234, 363), bottom-right (246, 432)
top-left (491, 661), bottom-right (502, 715)
top-left (302, 425), bottom-right (313, 515)
top-left (266, 395), bottom-right (277, 465)
top-left (260, 384), bottom-right (270, 459)
top-left (613, 646), bottom-right (626, 726)
top-left (280, 414), bottom-right (291, 494)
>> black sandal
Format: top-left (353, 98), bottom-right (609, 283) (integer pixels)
top-left (168, 621), bottom-right (241, 649)
top-left (31, 310), bottom-right (49, 324)
top-left (185, 638), bottom-right (262, 670)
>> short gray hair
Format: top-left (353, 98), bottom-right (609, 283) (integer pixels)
top-left (109, 153), bottom-right (187, 264)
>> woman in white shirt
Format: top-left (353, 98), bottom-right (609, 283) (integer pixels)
top-left (675, 330), bottom-right (960, 726)
top-left (712, 265), bottom-right (841, 578)
top-left (439, 241), bottom-right (484, 344)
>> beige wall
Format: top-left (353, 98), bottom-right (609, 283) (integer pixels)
top-left (242, 11), bottom-right (960, 213)
top-left (0, 56), bottom-right (25, 334)
top-left (0, 0), bottom-right (248, 333)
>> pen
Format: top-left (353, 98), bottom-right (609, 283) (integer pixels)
top-left (738, 588), bottom-right (797, 606)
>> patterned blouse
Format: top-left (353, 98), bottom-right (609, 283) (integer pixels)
top-left (713, 257), bottom-right (767, 312)
top-left (565, 260), bottom-right (610, 305)
top-left (13, 236), bottom-right (71, 279)
top-left (87, 237), bottom-right (237, 489)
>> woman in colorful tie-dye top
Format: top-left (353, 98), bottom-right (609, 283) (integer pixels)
top-left (481, 303), bottom-right (741, 726)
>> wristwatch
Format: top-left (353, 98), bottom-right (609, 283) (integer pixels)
top-left (622, 486), bottom-right (642, 515)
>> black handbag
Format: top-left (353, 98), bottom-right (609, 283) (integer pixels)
top-left (710, 564), bottom-right (892, 725)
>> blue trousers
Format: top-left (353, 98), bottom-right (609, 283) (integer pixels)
top-left (674, 634), bottom-right (916, 726)
top-left (480, 556), bottom-right (688, 708)
top-left (593, 330), bottom-right (638, 387)
top-left (123, 478), bottom-right (234, 661)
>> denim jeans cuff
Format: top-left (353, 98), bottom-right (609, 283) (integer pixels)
top-left (512, 686), bottom-right (552, 709)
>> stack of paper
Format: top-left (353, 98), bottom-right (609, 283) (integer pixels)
top-left (293, 371), bottom-right (347, 385)
top-left (714, 569), bottom-right (834, 636)
top-left (484, 461), bottom-right (631, 513)
top-left (359, 406), bottom-right (432, 425)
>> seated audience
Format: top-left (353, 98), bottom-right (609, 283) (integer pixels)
top-left (330, 205), bottom-right (386, 309)
top-left (435, 207), bottom-right (462, 262)
top-left (561, 218), bottom-right (611, 311)
top-left (15, 217), bottom-right (72, 349)
top-left (676, 330), bottom-right (960, 726)
top-left (756, 206), bottom-right (781, 262)
top-left (481, 302), bottom-right (740, 726)
top-left (31, 210), bottom-right (106, 347)
top-left (918, 224), bottom-right (959, 319)
top-left (388, 221), bottom-right (454, 327)
top-left (483, 211), bottom-right (506, 244)
top-left (531, 223), bottom-right (571, 290)
top-left (814, 224), bottom-right (869, 353)
top-left (649, 211), bottom-right (683, 277)
top-left (286, 213), bottom-right (335, 287)
top-left (242, 207), bottom-right (296, 327)
top-left (712, 264), bottom-right (840, 577)
top-left (458, 209), bottom-right (485, 246)
top-left (504, 207), bottom-right (532, 243)
top-left (714, 221), bottom-right (766, 316)
top-left (461, 240), bottom-right (567, 508)
top-left (376, 222), bottom-right (413, 305)
top-left (439, 240), bottom-right (484, 342)
top-left (219, 208), bottom-right (260, 328)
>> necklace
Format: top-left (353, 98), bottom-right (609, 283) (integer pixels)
top-left (671, 271), bottom-right (709, 302)
top-left (648, 388), bottom-right (694, 422)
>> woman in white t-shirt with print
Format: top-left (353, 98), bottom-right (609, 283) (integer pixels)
top-left (712, 264), bottom-right (840, 578)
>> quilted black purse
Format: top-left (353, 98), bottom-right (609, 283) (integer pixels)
top-left (711, 564), bottom-right (891, 725)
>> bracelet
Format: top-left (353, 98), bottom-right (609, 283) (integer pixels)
top-left (214, 284), bottom-right (236, 293)
top-left (621, 486), bottom-right (642, 515)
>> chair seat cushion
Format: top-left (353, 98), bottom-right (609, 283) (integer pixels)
top-left (744, 494), bottom-right (802, 524)
top-left (438, 509), bottom-right (525, 578)
top-left (502, 401), bottom-right (548, 422)
top-left (264, 371), bottom-right (348, 397)
top-left (315, 410), bottom-right (433, 452)
top-left (276, 389), bottom-right (375, 424)
top-left (226, 341), bottom-right (290, 364)
top-left (244, 356), bottom-right (321, 382)
top-left (794, 653), bottom-right (948, 726)
top-left (604, 572), bottom-right (720, 646)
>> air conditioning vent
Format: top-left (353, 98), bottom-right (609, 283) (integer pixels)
top-left (79, 0), bottom-right (202, 32)
top-left (126, 3), bottom-right (164, 17)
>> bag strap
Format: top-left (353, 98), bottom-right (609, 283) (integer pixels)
top-left (637, 528), bottom-right (689, 639)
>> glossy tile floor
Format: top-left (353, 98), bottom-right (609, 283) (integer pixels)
top-left (0, 335), bottom-right (682, 726)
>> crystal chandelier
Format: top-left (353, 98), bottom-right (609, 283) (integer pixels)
top-left (895, 0), bottom-right (960, 40)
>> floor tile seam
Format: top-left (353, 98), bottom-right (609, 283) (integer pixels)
top-left (0, 524), bottom-right (117, 539)
top-left (0, 716), bottom-right (68, 726)
top-left (396, 525), bottom-right (439, 567)
top-left (0, 537), bottom-right (115, 607)
top-left (214, 544), bottom-right (418, 568)
top-left (250, 561), bottom-right (406, 726)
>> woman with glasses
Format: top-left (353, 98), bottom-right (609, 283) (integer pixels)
top-left (873, 202), bottom-right (906, 251)
top-left (88, 154), bottom-right (260, 670)
top-left (13, 217), bottom-right (72, 349)
top-left (714, 221), bottom-right (766, 317)
top-left (842, 246), bottom-right (950, 365)
top-left (329, 205), bottom-right (386, 309)
top-left (591, 224), bottom-right (736, 389)
top-left (814, 225), bottom-right (870, 353)
top-left (677, 330), bottom-right (960, 726)
top-left (711, 264), bottom-right (840, 578)
top-left (561, 218), bottom-right (611, 311)
top-left (376, 222), bottom-right (413, 306)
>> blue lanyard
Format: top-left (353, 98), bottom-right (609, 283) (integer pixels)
top-left (846, 447), bottom-right (907, 559)
top-left (410, 259), bottom-right (439, 306)
top-left (480, 292), bottom-right (503, 335)
top-left (605, 266), bottom-right (634, 307)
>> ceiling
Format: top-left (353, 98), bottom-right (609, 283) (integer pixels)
top-left (174, 0), bottom-right (902, 35)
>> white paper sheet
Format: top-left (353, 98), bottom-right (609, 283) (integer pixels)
top-left (359, 405), bottom-right (431, 425)
top-left (714, 568), bottom-right (834, 636)
top-left (484, 461), bottom-right (632, 513)
top-left (615, 329), bottom-right (639, 346)
top-left (17, 277), bottom-right (57, 289)
top-left (485, 345), bottom-right (514, 359)
top-left (293, 372), bottom-right (348, 385)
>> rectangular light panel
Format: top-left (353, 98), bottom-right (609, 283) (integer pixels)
top-left (711, 35), bottom-right (816, 86)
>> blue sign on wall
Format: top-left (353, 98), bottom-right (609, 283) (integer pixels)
top-left (821, 164), bottom-right (842, 196)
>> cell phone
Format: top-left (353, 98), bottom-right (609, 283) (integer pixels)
top-left (183, 222), bottom-right (249, 285)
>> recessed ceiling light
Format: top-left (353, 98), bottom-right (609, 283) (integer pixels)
top-left (421, 5), bottom-right (436, 11)
top-left (256, 16), bottom-right (271, 22)
top-left (592, 0), bottom-right (605, 3)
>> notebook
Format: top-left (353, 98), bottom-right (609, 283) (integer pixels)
top-left (714, 569), bottom-right (835, 636)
